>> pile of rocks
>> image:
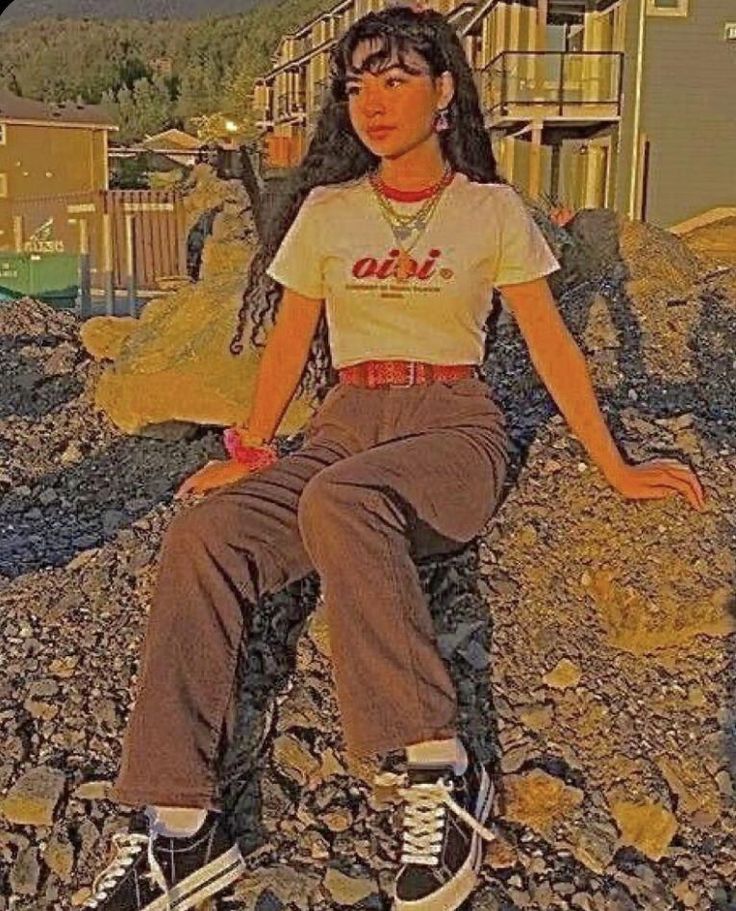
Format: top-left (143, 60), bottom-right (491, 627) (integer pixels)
top-left (1, 208), bottom-right (735, 910)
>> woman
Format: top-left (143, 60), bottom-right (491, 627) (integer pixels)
top-left (81, 5), bottom-right (705, 911)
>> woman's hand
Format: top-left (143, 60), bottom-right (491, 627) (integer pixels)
top-left (607, 458), bottom-right (706, 511)
top-left (174, 459), bottom-right (253, 500)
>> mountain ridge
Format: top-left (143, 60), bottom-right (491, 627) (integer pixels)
top-left (0, 0), bottom-right (265, 23)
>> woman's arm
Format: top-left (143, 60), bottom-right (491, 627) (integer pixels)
top-left (498, 277), bottom-right (706, 510)
top-left (237, 287), bottom-right (325, 445)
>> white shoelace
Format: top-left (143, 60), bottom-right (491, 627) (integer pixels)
top-left (83, 825), bottom-right (171, 909)
top-left (393, 775), bottom-right (497, 867)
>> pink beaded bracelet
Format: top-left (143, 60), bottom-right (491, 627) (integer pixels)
top-left (223, 427), bottom-right (278, 471)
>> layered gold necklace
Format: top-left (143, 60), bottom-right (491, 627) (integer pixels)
top-left (368, 165), bottom-right (454, 281)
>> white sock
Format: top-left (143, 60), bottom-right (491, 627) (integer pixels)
top-left (406, 737), bottom-right (468, 775)
top-left (146, 806), bottom-right (208, 838)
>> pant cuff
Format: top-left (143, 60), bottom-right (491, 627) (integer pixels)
top-left (347, 724), bottom-right (458, 760)
top-left (109, 784), bottom-right (221, 813)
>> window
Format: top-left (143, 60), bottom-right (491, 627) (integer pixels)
top-left (646, 0), bottom-right (689, 17)
top-left (0, 174), bottom-right (7, 198)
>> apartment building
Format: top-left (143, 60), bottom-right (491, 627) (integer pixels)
top-left (253, 0), bottom-right (736, 229)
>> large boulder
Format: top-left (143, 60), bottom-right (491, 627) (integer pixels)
top-left (79, 169), bottom-right (316, 439)
top-left (81, 248), bottom-right (315, 438)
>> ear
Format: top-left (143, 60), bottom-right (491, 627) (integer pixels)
top-left (436, 70), bottom-right (455, 109)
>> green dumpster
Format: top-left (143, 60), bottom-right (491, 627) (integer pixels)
top-left (0, 254), bottom-right (30, 301)
top-left (0, 252), bottom-right (80, 309)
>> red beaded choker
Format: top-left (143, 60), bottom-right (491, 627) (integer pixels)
top-left (375, 171), bottom-right (455, 202)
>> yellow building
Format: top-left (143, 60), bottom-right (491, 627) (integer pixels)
top-left (0, 89), bottom-right (117, 254)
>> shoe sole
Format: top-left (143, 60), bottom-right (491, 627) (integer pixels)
top-left (393, 765), bottom-right (495, 911)
top-left (142, 843), bottom-right (246, 911)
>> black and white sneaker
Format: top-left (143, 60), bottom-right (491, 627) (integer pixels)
top-left (80, 809), bottom-right (246, 910)
top-left (390, 749), bottom-right (496, 911)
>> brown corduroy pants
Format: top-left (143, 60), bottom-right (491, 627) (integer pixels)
top-left (110, 374), bottom-right (509, 811)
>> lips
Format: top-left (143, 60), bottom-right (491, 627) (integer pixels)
top-left (367, 126), bottom-right (395, 137)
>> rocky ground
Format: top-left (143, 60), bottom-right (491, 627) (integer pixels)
top-left (1, 212), bottom-right (735, 911)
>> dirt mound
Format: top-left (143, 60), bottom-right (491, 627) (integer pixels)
top-left (1, 218), bottom-right (735, 910)
top-left (680, 215), bottom-right (736, 268)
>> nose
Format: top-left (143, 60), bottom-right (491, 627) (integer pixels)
top-left (357, 86), bottom-right (386, 118)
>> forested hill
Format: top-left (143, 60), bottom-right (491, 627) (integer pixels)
top-left (0, 0), bottom-right (334, 142)
top-left (0, 0), bottom-right (262, 24)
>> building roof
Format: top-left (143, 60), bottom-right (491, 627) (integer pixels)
top-left (293, 0), bottom-right (351, 38)
top-left (142, 128), bottom-right (202, 151)
top-left (448, 1), bottom-right (479, 30)
top-left (460, 0), bottom-right (497, 36)
top-left (0, 90), bottom-right (118, 129)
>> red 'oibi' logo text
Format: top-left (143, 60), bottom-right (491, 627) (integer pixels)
top-left (352, 248), bottom-right (442, 281)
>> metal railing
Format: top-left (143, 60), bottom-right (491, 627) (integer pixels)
top-left (275, 92), bottom-right (307, 120)
top-left (311, 79), bottom-right (332, 112)
top-left (476, 51), bottom-right (624, 120)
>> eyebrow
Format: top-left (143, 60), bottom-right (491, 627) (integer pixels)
top-left (345, 65), bottom-right (406, 84)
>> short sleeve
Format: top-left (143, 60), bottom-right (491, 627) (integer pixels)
top-left (493, 188), bottom-right (561, 288)
top-left (265, 190), bottom-right (325, 299)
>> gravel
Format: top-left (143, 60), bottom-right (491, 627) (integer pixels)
top-left (1, 211), bottom-right (735, 909)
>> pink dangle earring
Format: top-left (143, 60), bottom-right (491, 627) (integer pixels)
top-left (434, 107), bottom-right (450, 132)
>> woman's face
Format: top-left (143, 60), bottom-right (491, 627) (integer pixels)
top-left (345, 41), bottom-right (453, 159)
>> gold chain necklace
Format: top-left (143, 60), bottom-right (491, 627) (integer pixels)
top-left (372, 166), bottom-right (452, 224)
top-left (368, 166), bottom-right (454, 281)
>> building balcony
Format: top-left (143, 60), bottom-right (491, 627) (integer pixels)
top-left (476, 51), bottom-right (624, 130)
top-left (275, 92), bottom-right (308, 123)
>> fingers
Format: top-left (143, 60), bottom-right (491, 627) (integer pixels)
top-left (630, 484), bottom-right (678, 500)
top-left (174, 461), bottom-right (223, 501)
top-left (175, 484), bottom-right (206, 501)
top-left (174, 477), bottom-right (205, 501)
top-left (653, 460), bottom-right (706, 510)
top-left (665, 476), bottom-right (700, 510)
top-left (641, 467), bottom-right (704, 510)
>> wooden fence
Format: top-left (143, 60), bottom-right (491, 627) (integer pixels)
top-left (104, 189), bottom-right (188, 291)
top-left (3, 188), bottom-right (189, 313)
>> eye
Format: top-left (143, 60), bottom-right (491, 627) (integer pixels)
top-left (386, 76), bottom-right (405, 88)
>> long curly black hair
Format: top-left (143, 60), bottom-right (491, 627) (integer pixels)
top-left (229, 5), bottom-right (506, 406)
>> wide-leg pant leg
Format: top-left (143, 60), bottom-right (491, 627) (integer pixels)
top-left (110, 377), bottom-right (509, 806)
top-left (109, 435), bottom-right (357, 811)
top-left (297, 408), bottom-right (508, 757)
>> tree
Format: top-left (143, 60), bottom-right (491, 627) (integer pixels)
top-left (114, 84), bottom-right (138, 142)
top-left (0, 0), bottom-right (339, 142)
top-left (176, 55), bottom-right (222, 122)
top-left (133, 75), bottom-right (174, 137)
